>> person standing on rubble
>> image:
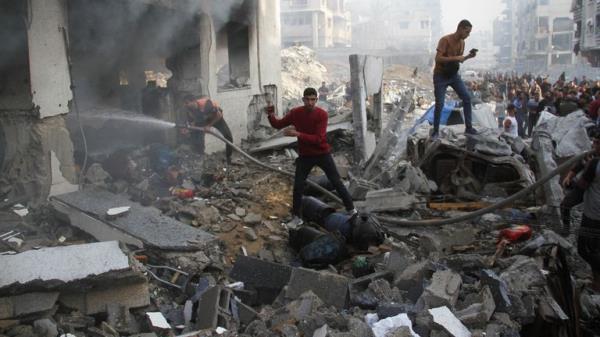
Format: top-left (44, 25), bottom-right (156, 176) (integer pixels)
top-left (431, 19), bottom-right (478, 139)
top-left (265, 87), bottom-right (356, 228)
top-left (575, 129), bottom-right (600, 291)
top-left (318, 81), bottom-right (330, 102)
top-left (183, 95), bottom-right (233, 165)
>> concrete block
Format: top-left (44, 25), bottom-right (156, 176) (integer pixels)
top-left (455, 287), bottom-right (496, 328)
top-left (0, 292), bottom-right (59, 319)
top-left (365, 188), bottom-right (417, 212)
top-left (429, 306), bottom-right (472, 337)
top-left (348, 271), bottom-right (394, 307)
top-left (0, 241), bottom-right (136, 292)
top-left (499, 257), bottom-right (546, 293)
top-left (229, 256), bottom-right (292, 305)
top-left (59, 281), bottom-right (150, 315)
top-left (51, 188), bottom-right (215, 251)
top-left (480, 270), bottom-right (511, 312)
top-left (421, 270), bottom-right (462, 309)
top-left (285, 268), bottom-right (349, 309)
top-left (393, 260), bottom-right (430, 302)
top-left (196, 286), bottom-right (231, 330)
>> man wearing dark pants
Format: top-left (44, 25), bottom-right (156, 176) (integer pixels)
top-left (266, 87), bottom-right (356, 228)
top-left (183, 95), bottom-right (233, 165)
top-left (432, 19), bottom-right (478, 139)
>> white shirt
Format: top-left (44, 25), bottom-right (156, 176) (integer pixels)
top-left (504, 116), bottom-right (518, 137)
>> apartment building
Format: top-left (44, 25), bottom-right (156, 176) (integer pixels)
top-left (572, 0), bottom-right (600, 66)
top-left (280, 0), bottom-right (351, 48)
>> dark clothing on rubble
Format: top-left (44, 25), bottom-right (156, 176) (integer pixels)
top-left (578, 214), bottom-right (600, 273)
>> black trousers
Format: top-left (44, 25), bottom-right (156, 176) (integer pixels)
top-left (293, 153), bottom-right (354, 216)
top-left (527, 112), bottom-right (539, 136)
top-left (191, 118), bottom-right (233, 163)
top-left (560, 186), bottom-right (585, 227)
top-left (578, 214), bottom-right (600, 273)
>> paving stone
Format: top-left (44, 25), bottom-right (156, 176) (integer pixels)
top-left (421, 270), bottom-right (462, 309)
top-left (285, 268), bottom-right (349, 309)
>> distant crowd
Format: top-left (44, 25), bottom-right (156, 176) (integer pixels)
top-left (464, 72), bottom-right (600, 138)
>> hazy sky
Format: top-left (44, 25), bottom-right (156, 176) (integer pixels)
top-left (441, 0), bottom-right (504, 33)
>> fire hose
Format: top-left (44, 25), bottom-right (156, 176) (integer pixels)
top-left (182, 124), bottom-right (590, 227)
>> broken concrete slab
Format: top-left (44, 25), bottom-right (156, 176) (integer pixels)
top-left (0, 292), bottom-right (59, 319)
top-left (51, 188), bottom-right (215, 251)
top-left (196, 286), bottom-right (231, 330)
top-left (421, 270), bottom-right (462, 309)
top-left (480, 270), bottom-right (511, 312)
top-left (393, 260), bottom-right (430, 302)
top-left (229, 256), bottom-right (293, 305)
top-left (499, 257), bottom-right (546, 293)
top-left (285, 267), bottom-right (349, 309)
top-left (0, 241), bottom-right (142, 293)
top-left (58, 281), bottom-right (150, 315)
top-left (429, 306), bottom-right (471, 337)
top-left (455, 287), bottom-right (495, 328)
top-left (364, 188), bottom-right (418, 212)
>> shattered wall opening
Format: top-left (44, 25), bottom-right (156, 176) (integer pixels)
top-left (216, 2), bottom-right (252, 91)
top-left (0, 1), bottom-right (32, 113)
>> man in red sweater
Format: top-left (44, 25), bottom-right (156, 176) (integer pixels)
top-left (266, 87), bottom-right (356, 227)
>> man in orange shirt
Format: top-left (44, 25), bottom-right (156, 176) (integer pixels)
top-left (431, 20), bottom-right (478, 139)
top-left (183, 95), bottom-right (233, 165)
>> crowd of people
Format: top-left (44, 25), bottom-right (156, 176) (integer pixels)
top-left (467, 72), bottom-right (600, 137)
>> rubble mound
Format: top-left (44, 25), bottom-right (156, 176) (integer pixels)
top-left (281, 46), bottom-right (328, 103)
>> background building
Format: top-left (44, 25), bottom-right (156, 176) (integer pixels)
top-left (280, 0), bottom-right (351, 48)
top-left (494, 0), bottom-right (574, 73)
top-left (572, 0), bottom-right (600, 66)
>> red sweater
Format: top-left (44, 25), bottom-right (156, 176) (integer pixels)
top-left (268, 106), bottom-right (331, 156)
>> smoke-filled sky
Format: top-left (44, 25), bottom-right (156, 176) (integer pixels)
top-left (441, 0), bottom-right (504, 33)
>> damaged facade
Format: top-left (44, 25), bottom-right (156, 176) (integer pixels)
top-left (0, 0), bottom-right (282, 204)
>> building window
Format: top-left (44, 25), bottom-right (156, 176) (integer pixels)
top-left (551, 53), bottom-right (571, 65)
top-left (553, 17), bottom-right (573, 32)
top-left (596, 15), bottom-right (600, 35)
top-left (538, 16), bottom-right (549, 34)
top-left (551, 33), bottom-right (572, 51)
top-left (398, 21), bottom-right (409, 29)
top-left (536, 38), bottom-right (548, 51)
top-left (421, 21), bottom-right (429, 29)
top-left (216, 22), bottom-right (250, 91)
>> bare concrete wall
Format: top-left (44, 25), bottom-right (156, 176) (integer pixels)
top-left (204, 0), bottom-right (281, 154)
top-left (28, 0), bottom-right (72, 118)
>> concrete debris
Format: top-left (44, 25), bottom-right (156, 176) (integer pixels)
top-left (0, 292), bottom-right (59, 319)
top-left (364, 188), bottom-right (419, 212)
top-left (428, 306), bottom-right (471, 337)
top-left (285, 267), bottom-right (349, 309)
top-left (0, 241), bottom-right (141, 292)
top-left (370, 313), bottom-right (420, 337)
top-left (420, 270), bottom-right (463, 309)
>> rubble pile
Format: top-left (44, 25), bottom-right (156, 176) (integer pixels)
top-left (281, 46), bottom-right (329, 106)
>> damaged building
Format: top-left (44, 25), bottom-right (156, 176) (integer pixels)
top-left (0, 0), bottom-right (282, 205)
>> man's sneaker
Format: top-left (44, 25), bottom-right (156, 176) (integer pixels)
top-left (285, 216), bottom-right (304, 229)
top-left (431, 131), bottom-right (439, 140)
top-left (465, 127), bottom-right (478, 135)
top-left (347, 208), bottom-right (358, 216)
